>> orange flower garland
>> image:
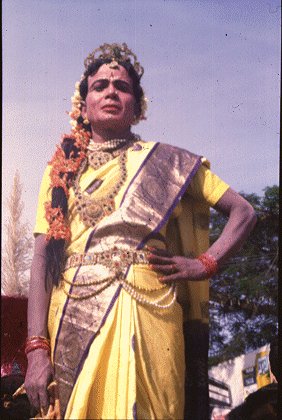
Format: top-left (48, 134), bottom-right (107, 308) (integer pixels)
top-left (45, 203), bottom-right (71, 241)
top-left (48, 132), bottom-right (90, 197)
top-left (44, 78), bottom-right (92, 243)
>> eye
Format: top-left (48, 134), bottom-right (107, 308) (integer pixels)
top-left (93, 86), bottom-right (103, 92)
top-left (90, 80), bottom-right (108, 92)
top-left (114, 81), bottom-right (133, 93)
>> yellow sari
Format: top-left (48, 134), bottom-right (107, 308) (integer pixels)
top-left (35, 140), bottom-right (229, 419)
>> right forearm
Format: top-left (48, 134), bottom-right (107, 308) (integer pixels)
top-left (28, 235), bottom-right (52, 337)
top-left (25, 236), bottom-right (54, 411)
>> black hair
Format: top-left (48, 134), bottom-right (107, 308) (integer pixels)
top-left (46, 59), bottom-right (144, 286)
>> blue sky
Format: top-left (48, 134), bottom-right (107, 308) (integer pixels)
top-left (2, 0), bottom-right (280, 232)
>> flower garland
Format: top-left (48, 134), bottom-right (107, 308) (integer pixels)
top-left (45, 203), bottom-right (71, 242)
top-left (44, 81), bottom-right (91, 242)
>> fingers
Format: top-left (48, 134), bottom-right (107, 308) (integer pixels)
top-left (25, 383), bottom-right (50, 412)
top-left (39, 387), bottom-right (50, 414)
top-left (148, 251), bottom-right (178, 275)
top-left (25, 368), bottom-right (53, 412)
top-left (25, 350), bottom-right (54, 416)
top-left (26, 386), bottom-right (40, 411)
top-left (159, 273), bottom-right (181, 283)
top-left (147, 247), bottom-right (171, 257)
top-left (148, 254), bottom-right (173, 265)
top-left (150, 263), bottom-right (177, 274)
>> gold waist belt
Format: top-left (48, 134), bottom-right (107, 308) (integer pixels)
top-left (63, 247), bottom-right (177, 309)
top-left (64, 247), bottom-right (150, 273)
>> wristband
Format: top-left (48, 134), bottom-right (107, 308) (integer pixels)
top-left (197, 253), bottom-right (218, 277)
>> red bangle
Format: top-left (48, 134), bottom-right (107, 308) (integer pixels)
top-left (27, 335), bottom-right (50, 342)
top-left (25, 336), bottom-right (51, 355)
top-left (25, 336), bottom-right (50, 345)
top-left (197, 253), bottom-right (218, 277)
top-left (25, 342), bottom-right (51, 356)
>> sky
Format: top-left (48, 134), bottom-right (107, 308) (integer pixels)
top-left (2, 0), bottom-right (280, 236)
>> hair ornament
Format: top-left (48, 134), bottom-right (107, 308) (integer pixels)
top-left (84, 42), bottom-right (144, 79)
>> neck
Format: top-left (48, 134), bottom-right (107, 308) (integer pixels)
top-left (91, 126), bottom-right (133, 143)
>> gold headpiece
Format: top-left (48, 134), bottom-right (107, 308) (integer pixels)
top-left (84, 42), bottom-right (144, 79)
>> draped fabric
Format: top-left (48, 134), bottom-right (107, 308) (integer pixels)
top-left (35, 140), bottom-right (229, 419)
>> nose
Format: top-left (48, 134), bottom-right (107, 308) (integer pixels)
top-left (105, 82), bottom-right (118, 99)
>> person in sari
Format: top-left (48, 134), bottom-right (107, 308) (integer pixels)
top-left (24, 43), bottom-right (256, 420)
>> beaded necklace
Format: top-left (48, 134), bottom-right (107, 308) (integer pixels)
top-left (87, 137), bottom-right (137, 170)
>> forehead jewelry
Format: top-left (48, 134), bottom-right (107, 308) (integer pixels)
top-left (108, 60), bottom-right (119, 69)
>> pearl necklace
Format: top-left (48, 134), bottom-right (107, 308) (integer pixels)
top-left (87, 138), bottom-right (134, 151)
top-left (87, 136), bottom-right (139, 170)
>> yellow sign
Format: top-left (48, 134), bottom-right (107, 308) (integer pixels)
top-left (255, 350), bottom-right (271, 388)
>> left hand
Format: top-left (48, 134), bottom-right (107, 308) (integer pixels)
top-left (148, 248), bottom-right (207, 283)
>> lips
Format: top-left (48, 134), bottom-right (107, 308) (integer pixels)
top-left (102, 104), bottom-right (121, 111)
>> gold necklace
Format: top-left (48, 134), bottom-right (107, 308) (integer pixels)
top-left (73, 141), bottom-right (134, 228)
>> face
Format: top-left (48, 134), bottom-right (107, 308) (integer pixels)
top-left (82, 64), bottom-right (137, 132)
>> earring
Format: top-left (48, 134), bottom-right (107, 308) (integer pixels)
top-left (83, 117), bottom-right (90, 125)
top-left (131, 114), bottom-right (140, 125)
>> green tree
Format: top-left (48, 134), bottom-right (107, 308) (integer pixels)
top-left (209, 186), bottom-right (278, 366)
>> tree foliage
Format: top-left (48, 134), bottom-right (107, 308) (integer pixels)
top-left (2, 171), bottom-right (33, 296)
top-left (209, 186), bottom-right (278, 366)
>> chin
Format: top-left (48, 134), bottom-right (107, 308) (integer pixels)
top-left (94, 117), bottom-right (133, 131)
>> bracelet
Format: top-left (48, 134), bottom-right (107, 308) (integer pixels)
top-left (25, 342), bottom-right (51, 356)
top-left (197, 253), bottom-right (218, 277)
top-left (27, 335), bottom-right (50, 343)
top-left (25, 336), bottom-right (51, 356)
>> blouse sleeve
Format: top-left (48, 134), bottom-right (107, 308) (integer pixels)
top-left (33, 166), bottom-right (52, 236)
top-left (186, 162), bottom-right (230, 206)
